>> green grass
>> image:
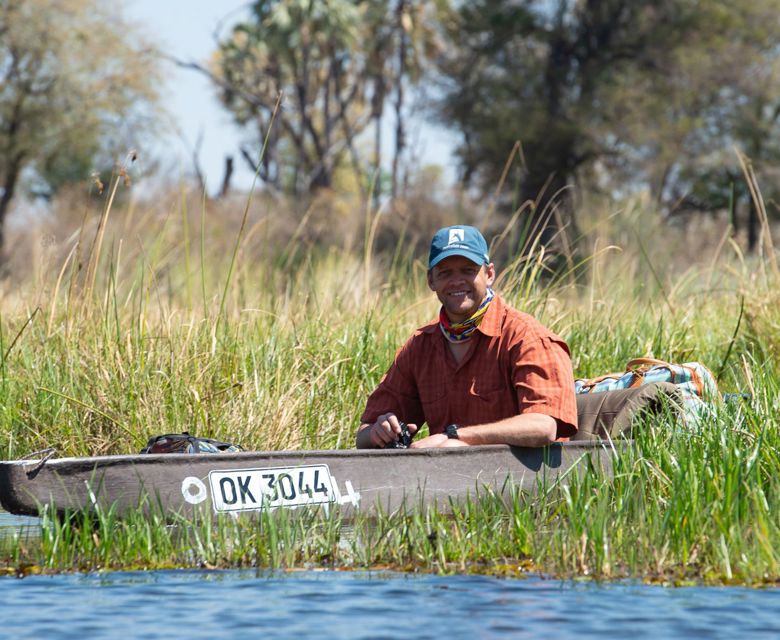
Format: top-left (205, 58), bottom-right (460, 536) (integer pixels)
top-left (1, 183), bottom-right (779, 582)
top-left (3, 400), bottom-right (780, 585)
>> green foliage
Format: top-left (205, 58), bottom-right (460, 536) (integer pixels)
top-left (436, 0), bottom-right (780, 231)
top-left (0, 184), bottom-right (779, 582)
top-left (0, 183), bottom-right (770, 457)
top-left (213, 0), bottom-right (369, 194)
top-left (0, 0), bottom-right (161, 243)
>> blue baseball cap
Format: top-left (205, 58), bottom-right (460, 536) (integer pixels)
top-left (428, 225), bottom-right (490, 269)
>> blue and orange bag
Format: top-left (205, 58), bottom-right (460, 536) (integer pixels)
top-left (575, 358), bottom-right (719, 426)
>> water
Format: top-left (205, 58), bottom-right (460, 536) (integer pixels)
top-left (0, 512), bottom-right (38, 539)
top-left (0, 569), bottom-right (778, 639)
top-left (0, 512), bottom-right (777, 639)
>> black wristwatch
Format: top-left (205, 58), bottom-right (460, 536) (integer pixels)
top-left (445, 423), bottom-right (459, 439)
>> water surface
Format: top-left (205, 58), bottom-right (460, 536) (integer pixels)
top-left (0, 570), bottom-right (777, 639)
top-left (0, 511), bottom-right (38, 538)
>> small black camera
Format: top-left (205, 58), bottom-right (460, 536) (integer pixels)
top-left (386, 422), bottom-right (413, 449)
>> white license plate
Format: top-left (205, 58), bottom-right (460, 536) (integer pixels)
top-left (208, 464), bottom-right (337, 513)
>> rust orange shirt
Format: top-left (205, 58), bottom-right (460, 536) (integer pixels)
top-left (361, 294), bottom-right (577, 439)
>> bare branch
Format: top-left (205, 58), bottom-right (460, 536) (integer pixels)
top-left (171, 55), bottom-right (276, 113)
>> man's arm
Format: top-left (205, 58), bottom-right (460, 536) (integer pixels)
top-left (410, 413), bottom-right (557, 449)
top-left (358, 335), bottom-right (426, 449)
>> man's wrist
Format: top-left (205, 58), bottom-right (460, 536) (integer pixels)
top-left (357, 422), bottom-right (378, 449)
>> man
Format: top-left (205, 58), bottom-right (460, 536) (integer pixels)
top-left (356, 225), bottom-right (577, 449)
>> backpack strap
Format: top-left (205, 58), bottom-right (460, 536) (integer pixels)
top-left (626, 357), bottom-right (670, 371)
top-left (576, 369), bottom-right (644, 391)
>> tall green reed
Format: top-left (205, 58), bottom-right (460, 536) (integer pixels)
top-left (1, 172), bottom-right (780, 581)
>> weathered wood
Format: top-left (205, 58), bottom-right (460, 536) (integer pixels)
top-left (0, 442), bottom-right (615, 519)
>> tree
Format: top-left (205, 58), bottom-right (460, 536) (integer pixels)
top-left (643, 3), bottom-right (780, 250)
top-left (203, 0), bottom-right (449, 202)
top-left (0, 0), bottom-right (160, 254)
top-left (207, 0), bottom-right (369, 197)
top-left (436, 0), bottom-right (780, 247)
top-left (362, 0), bottom-right (449, 203)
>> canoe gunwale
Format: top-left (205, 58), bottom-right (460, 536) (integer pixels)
top-left (6, 440), bottom-right (615, 468)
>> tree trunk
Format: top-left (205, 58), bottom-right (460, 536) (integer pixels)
top-left (373, 114), bottom-right (382, 207)
top-left (391, 0), bottom-right (407, 202)
top-left (520, 167), bottom-right (568, 251)
top-left (323, 52), bottom-right (333, 184)
top-left (0, 156), bottom-right (23, 262)
top-left (748, 198), bottom-right (758, 254)
top-left (219, 156), bottom-right (234, 198)
top-left (729, 181), bottom-right (738, 236)
top-left (516, 6), bottom-right (576, 255)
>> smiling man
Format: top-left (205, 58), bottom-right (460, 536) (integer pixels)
top-left (356, 225), bottom-right (577, 449)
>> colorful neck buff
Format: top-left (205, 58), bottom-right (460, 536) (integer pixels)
top-left (439, 288), bottom-right (495, 343)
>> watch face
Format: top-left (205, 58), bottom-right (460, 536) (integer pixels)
top-left (446, 424), bottom-right (459, 439)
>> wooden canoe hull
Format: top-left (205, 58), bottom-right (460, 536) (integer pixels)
top-left (0, 442), bottom-right (615, 518)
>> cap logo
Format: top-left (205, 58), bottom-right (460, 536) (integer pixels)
top-left (447, 229), bottom-right (465, 246)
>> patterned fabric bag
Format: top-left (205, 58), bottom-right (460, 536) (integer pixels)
top-left (575, 358), bottom-right (719, 427)
top-left (140, 432), bottom-right (243, 454)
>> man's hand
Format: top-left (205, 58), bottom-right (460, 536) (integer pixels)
top-left (410, 434), bottom-right (469, 449)
top-left (356, 413), bottom-right (418, 449)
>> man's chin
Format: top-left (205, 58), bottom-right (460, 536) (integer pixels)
top-left (445, 303), bottom-right (476, 321)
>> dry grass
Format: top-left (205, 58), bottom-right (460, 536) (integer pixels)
top-left (1, 177), bottom-right (780, 582)
top-left (0, 174), bottom-right (776, 458)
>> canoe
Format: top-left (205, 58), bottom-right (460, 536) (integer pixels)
top-left (0, 442), bottom-right (615, 519)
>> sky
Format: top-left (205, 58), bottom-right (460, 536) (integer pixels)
top-left (126, 0), bottom-right (456, 194)
top-left (127, 0), bottom-right (254, 192)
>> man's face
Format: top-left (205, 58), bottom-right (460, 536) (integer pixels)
top-left (427, 255), bottom-right (495, 323)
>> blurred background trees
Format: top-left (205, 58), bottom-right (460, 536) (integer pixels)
top-left (0, 0), bottom-right (160, 253)
top-left (202, 0), bottom-right (447, 202)
top-left (200, 0), bottom-right (780, 252)
top-left (436, 0), bottom-right (780, 247)
top-left (209, 0), bottom-right (367, 196)
top-left (2, 0), bottom-right (780, 262)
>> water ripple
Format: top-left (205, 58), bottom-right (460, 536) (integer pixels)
top-left (0, 570), bottom-right (778, 639)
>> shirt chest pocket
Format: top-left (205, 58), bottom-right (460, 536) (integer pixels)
top-left (417, 377), bottom-right (447, 406)
top-left (467, 376), bottom-right (508, 399)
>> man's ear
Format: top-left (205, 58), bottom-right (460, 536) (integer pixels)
top-left (426, 269), bottom-right (435, 291)
top-left (485, 263), bottom-right (496, 287)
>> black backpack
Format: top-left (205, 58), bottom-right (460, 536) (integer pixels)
top-left (140, 432), bottom-right (243, 454)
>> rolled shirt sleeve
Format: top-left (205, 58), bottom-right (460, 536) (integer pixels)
top-left (512, 335), bottom-right (577, 439)
top-left (360, 341), bottom-right (426, 428)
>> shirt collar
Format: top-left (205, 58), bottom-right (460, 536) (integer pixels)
top-left (475, 293), bottom-right (503, 337)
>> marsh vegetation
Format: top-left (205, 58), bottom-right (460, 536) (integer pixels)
top-left (0, 170), bottom-right (778, 585)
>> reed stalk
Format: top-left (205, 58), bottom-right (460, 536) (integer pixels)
top-left (0, 182), bottom-right (778, 583)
